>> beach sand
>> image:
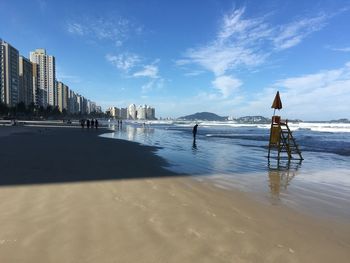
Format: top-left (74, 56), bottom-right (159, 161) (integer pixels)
top-left (0, 126), bottom-right (349, 262)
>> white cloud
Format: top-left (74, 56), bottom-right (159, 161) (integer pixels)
top-left (106, 54), bottom-right (164, 90)
top-left (179, 8), bottom-right (271, 76)
top-left (67, 23), bottom-right (85, 36)
top-left (273, 14), bottom-right (327, 50)
top-left (105, 53), bottom-right (140, 72)
top-left (240, 62), bottom-right (350, 120)
top-left (218, 7), bottom-right (272, 43)
top-left (184, 44), bottom-right (266, 76)
top-left (66, 16), bottom-right (138, 47)
top-left (212, 75), bottom-right (242, 98)
top-left (133, 65), bottom-right (159, 78)
top-left (184, 70), bottom-right (205, 77)
top-left (178, 8), bottom-right (334, 76)
top-left (141, 78), bottom-right (165, 93)
top-left (141, 80), bottom-right (155, 93)
top-left (332, 47), bottom-right (350, 52)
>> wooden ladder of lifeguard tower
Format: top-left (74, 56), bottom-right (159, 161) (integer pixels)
top-left (268, 91), bottom-right (303, 162)
top-left (268, 116), bottom-right (303, 161)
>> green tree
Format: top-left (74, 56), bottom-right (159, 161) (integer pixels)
top-left (0, 103), bottom-right (9, 116)
top-left (16, 102), bottom-right (26, 113)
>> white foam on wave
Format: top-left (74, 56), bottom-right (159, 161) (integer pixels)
top-left (290, 122), bottom-right (350, 133)
top-left (111, 120), bottom-right (350, 133)
top-left (178, 121), bottom-right (350, 133)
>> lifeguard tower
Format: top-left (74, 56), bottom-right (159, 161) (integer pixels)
top-left (268, 91), bottom-right (303, 161)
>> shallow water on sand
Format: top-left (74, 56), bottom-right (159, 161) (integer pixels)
top-left (101, 121), bottom-right (350, 221)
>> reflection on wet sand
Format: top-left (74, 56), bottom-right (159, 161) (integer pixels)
top-left (109, 123), bottom-right (155, 142)
top-left (268, 162), bottom-right (301, 200)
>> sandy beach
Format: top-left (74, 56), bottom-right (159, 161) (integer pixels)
top-left (0, 125), bottom-right (349, 263)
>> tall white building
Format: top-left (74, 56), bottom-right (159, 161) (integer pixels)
top-left (96, 106), bottom-right (102, 114)
top-left (29, 49), bottom-right (56, 108)
top-left (127, 104), bottom-right (137, 120)
top-left (76, 95), bottom-right (83, 113)
top-left (107, 106), bottom-right (120, 118)
top-left (87, 100), bottom-right (97, 114)
top-left (32, 62), bottom-right (40, 106)
top-left (146, 105), bottom-right (153, 120)
top-left (0, 40), bottom-right (19, 107)
top-left (137, 105), bottom-right (147, 120)
top-left (120, 108), bottom-right (127, 119)
top-left (68, 90), bottom-right (78, 114)
top-left (57, 81), bottom-right (69, 112)
top-left (19, 56), bottom-right (34, 106)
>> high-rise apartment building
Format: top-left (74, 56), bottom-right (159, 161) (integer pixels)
top-left (96, 106), bottom-right (102, 114)
top-left (126, 104), bottom-right (155, 120)
top-left (146, 105), bottom-right (153, 120)
top-left (32, 63), bottom-right (40, 106)
top-left (120, 108), bottom-right (127, 119)
top-left (57, 81), bottom-right (69, 112)
top-left (29, 49), bottom-right (56, 108)
top-left (68, 90), bottom-right (78, 114)
top-left (76, 94), bottom-right (88, 114)
top-left (19, 56), bottom-right (34, 106)
top-left (0, 42), bottom-right (2, 103)
top-left (137, 105), bottom-right (147, 120)
top-left (0, 40), bottom-right (19, 107)
top-left (87, 101), bottom-right (96, 114)
top-left (108, 106), bottom-right (120, 118)
top-left (127, 104), bottom-right (137, 120)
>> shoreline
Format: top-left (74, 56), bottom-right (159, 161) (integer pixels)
top-left (102, 124), bottom-right (350, 223)
top-left (0, 125), bottom-right (349, 262)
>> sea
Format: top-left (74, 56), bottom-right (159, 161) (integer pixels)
top-left (101, 120), bottom-right (350, 221)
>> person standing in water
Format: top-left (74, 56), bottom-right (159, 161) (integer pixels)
top-left (192, 124), bottom-right (198, 141)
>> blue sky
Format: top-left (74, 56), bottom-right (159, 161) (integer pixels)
top-left (1, 0), bottom-right (350, 120)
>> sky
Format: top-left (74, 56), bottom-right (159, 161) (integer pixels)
top-left (1, 0), bottom-right (350, 120)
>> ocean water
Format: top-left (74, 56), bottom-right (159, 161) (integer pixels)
top-left (101, 120), bottom-right (350, 220)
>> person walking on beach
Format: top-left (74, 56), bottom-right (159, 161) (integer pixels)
top-left (95, 119), bottom-right (99, 129)
top-left (80, 119), bottom-right (85, 128)
top-left (91, 119), bottom-right (95, 127)
top-left (86, 119), bottom-right (90, 129)
top-left (193, 124), bottom-right (198, 141)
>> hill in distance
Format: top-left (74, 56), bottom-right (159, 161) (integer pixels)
top-left (178, 112), bottom-right (228, 121)
top-left (178, 113), bottom-right (272, 123)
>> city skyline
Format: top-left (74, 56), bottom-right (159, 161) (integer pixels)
top-left (107, 104), bottom-right (156, 120)
top-left (1, 0), bottom-right (350, 120)
top-left (0, 39), bottom-right (101, 115)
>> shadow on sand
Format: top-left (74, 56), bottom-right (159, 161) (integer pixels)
top-left (0, 127), bottom-right (179, 186)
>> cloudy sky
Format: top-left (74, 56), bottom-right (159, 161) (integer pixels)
top-left (1, 0), bottom-right (350, 120)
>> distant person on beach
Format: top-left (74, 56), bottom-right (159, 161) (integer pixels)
top-left (193, 124), bottom-right (198, 141)
top-left (95, 119), bottom-right (99, 129)
top-left (80, 119), bottom-right (85, 128)
top-left (91, 119), bottom-right (95, 127)
top-left (87, 119), bottom-right (90, 128)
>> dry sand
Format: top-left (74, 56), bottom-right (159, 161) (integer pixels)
top-left (0, 126), bottom-right (349, 262)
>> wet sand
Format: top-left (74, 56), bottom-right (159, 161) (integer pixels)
top-left (0, 126), bottom-right (349, 262)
